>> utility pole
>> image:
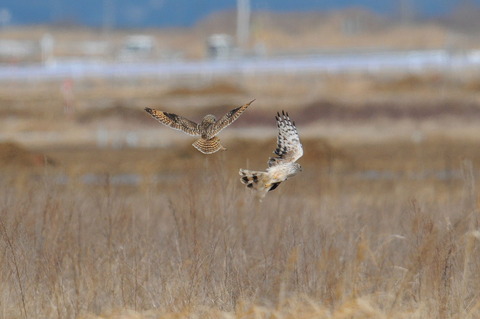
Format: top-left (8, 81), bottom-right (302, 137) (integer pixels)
top-left (103, 0), bottom-right (115, 35)
top-left (398, 0), bottom-right (415, 24)
top-left (50, 0), bottom-right (62, 22)
top-left (236, 0), bottom-right (250, 51)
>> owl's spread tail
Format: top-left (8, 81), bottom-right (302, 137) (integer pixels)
top-left (239, 169), bottom-right (281, 200)
top-left (192, 137), bottom-right (226, 154)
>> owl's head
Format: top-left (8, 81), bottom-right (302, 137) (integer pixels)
top-left (202, 114), bottom-right (217, 124)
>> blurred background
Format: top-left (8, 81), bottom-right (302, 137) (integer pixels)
top-left (5, 3), bottom-right (480, 319)
top-left (1, 0), bottom-right (480, 179)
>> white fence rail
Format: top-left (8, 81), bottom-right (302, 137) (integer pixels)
top-left (1, 50), bottom-right (480, 81)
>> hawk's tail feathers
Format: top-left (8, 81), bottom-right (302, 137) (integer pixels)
top-left (192, 137), bottom-right (226, 154)
top-left (239, 169), bottom-right (281, 200)
top-left (239, 169), bottom-right (265, 189)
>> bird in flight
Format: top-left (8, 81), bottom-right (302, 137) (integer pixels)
top-left (239, 110), bottom-right (303, 200)
top-left (145, 99), bottom-right (255, 154)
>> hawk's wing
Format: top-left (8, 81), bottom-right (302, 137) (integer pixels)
top-left (145, 108), bottom-right (200, 136)
top-left (211, 99), bottom-right (255, 135)
top-left (268, 111), bottom-right (303, 167)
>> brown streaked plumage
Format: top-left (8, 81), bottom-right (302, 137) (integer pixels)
top-left (145, 99), bottom-right (255, 154)
top-left (239, 110), bottom-right (303, 200)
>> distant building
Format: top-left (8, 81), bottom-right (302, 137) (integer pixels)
top-left (206, 34), bottom-right (235, 60)
top-left (0, 40), bottom-right (37, 63)
top-left (118, 35), bottom-right (157, 61)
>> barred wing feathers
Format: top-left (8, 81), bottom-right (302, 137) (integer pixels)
top-left (268, 110), bottom-right (303, 167)
top-left (211, 99), bottom-right (255, 135)
top-left (145, 108), bottom-right (200, 136)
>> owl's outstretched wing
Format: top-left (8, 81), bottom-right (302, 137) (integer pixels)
top-left (268, 111), bottom-right (303, 167)
top-left (211, 99), bottom-right (255, 135)
top-left (145, 108), bottom-right (200, 136)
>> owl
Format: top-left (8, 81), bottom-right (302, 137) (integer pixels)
top-left (239, 110), bottom-right (303, 200)
top-left (145, 99), bottom-right (255, 154)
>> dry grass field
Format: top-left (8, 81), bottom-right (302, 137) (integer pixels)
top-left (2, 137), bottom-right (480, 319)
top-left (2, 69), bottom-right (480, 318)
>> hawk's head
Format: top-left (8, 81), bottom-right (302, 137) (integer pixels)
top-left (289, 162), bottom-right (303, 176)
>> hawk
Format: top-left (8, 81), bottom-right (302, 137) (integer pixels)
top-left (145, 99), bottom-right (255, 154)
top-left (239, 110), bottom-right (303, 200)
